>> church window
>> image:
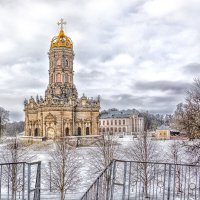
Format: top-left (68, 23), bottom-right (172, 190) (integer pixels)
top-left (55, 88), bottom-right (61, 95)
top-left (34, 128), bottom-right (40, 137)
top-left (56, 73), bottom-right (61, 82)
top-left (57, 59), bottom-right (61, 66)
top-left (65, 59), bottom-right (68, 67)
top-left (86, 127), bottom-right (90, 135)
top-left (64, 74), bottom-right (68, 83)
top-left (78, 127), bottom-right (81, 136)
top-left (111, 128), bottom-right (113, 133)
top-left (65, 127), bottom-right (69, 136)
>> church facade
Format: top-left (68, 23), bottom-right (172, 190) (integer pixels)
top-left (24, 19), bottom-right (100, 139)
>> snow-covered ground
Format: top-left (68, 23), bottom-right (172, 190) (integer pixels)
top-left (0, 135), bottom-right (189, 199)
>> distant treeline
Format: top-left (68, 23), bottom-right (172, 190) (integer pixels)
top-left (5, 121), bottom-right (24, 136)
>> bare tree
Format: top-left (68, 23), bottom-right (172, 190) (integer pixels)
top-left (0, 106), bottom-right (9, 138)
top-left (173, 78), bottom-right (200, 138)
top-left (89, 133), bottom-right (119, 174)
top-left (167, 141), bottom-right (184, 192)
top-left (88, 133), bottom-right (120, 198)
top-left (45, 140), bottom-right (80, 200)
top-left (126, 132), bottom-right (160, 198)
top-left (183, 140), bottom-right (200, 165)
top-left (6, 121), bottom-right (24, 136)
top-left (0, 138), bottom-right (34, 200)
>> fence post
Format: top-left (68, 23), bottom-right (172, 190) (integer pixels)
top-left (122, 162), bottom-right (127, 199)
top-left (167, 164), bottom-right (172, 200)
top-left (110, 160), bottom-right (116, 200)
top-left (28, 164), bottom-right (31, 200)
top-left (22, 163), bottom-right (25, 200)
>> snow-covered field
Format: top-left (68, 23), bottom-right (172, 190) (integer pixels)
top-left (0, 136), bottom-right (189, 199)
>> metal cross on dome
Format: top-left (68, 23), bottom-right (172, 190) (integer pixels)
top-left (57, 18), bottom-right (66, 30)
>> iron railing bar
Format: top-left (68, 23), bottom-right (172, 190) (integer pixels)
top-left (163, 164), bottom-right (166, 200)
top-left (167, 164), bottom-right (172, 200)
top-left (0, 161), bottom-right (41, 166)
top-left (113, 159), bottom-right (200, 167)
top-left (22, 163), bottom-right (25, 200)
top-left (155, 163), bottom-right (158, 200)
top-left (27, 163), bottom-right (31, 200)
top-left (183, 165), bottom-right (187, 200)
top-left (173, 164), bottom-right (176, 200)
top-left (187, 166), bottom-right (191, 199)
top-left (110, 160), bottom-right (116, 200)
top-left (152, 163), bottom-right (156, 200)
top-left (127, 162), bottom-right (131, 200)
top-left (194, 167), bottom-right (197, 200)
top-left (180, 165), bottom-right (183, 200)
top-left (149, 163), bottom-right (152, 199)
top-left (138, 165), bottom-right (142, 200)
top-left (135, 163), bottom-right (139, 200)
top-left (7, 164), bottom-right (10, 199)
top-left (198, 167), bottom-right (200, 199)
top-left (0, 165), bottom-right (2, 200)
top-left (80, 160), bottom-right (114, 200)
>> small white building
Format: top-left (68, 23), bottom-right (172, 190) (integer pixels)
top-left (99, 109), bottom-right (144, 134)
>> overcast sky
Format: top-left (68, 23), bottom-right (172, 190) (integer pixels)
top-left (0, 0), bottom-right (200, 121)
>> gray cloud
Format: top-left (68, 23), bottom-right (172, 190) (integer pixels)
top-left (101, 93), bottom-right (182, 114)
top-left (183, 63), bottom-right (200, 75)
top-left (134, 80), bottom-right (190, 94)
top-left (0, 0), bottom-right (200, 121)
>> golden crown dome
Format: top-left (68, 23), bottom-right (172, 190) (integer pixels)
top-left (50, 19), bottom-right (73, 49)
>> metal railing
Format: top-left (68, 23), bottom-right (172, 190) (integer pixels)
top-left (0, 161), bottom-right (41, 200)
top-left (81, 160), bottom-right (200, 200)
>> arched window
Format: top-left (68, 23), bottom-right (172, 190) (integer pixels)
top-left (55, 88), bottom-right (61, 95)
top-left (56, 73), bottom-right (61, 82)
top-left (86, 127), bottom-right (90, 135)
top-left (64, 74), bottom-right (68, 83)
top-left (65, 59), bottom-right (68, 67)
top-left (57, 59), bottom-right (61, 66)
top-left (51, 74), bottom-right (53, 83)
top-left (65, 127), bottom-right (69, 136)
top-left (78, 127), bottom-right (81, 136)
top-left (34, 128), bottom-right (39, 137)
